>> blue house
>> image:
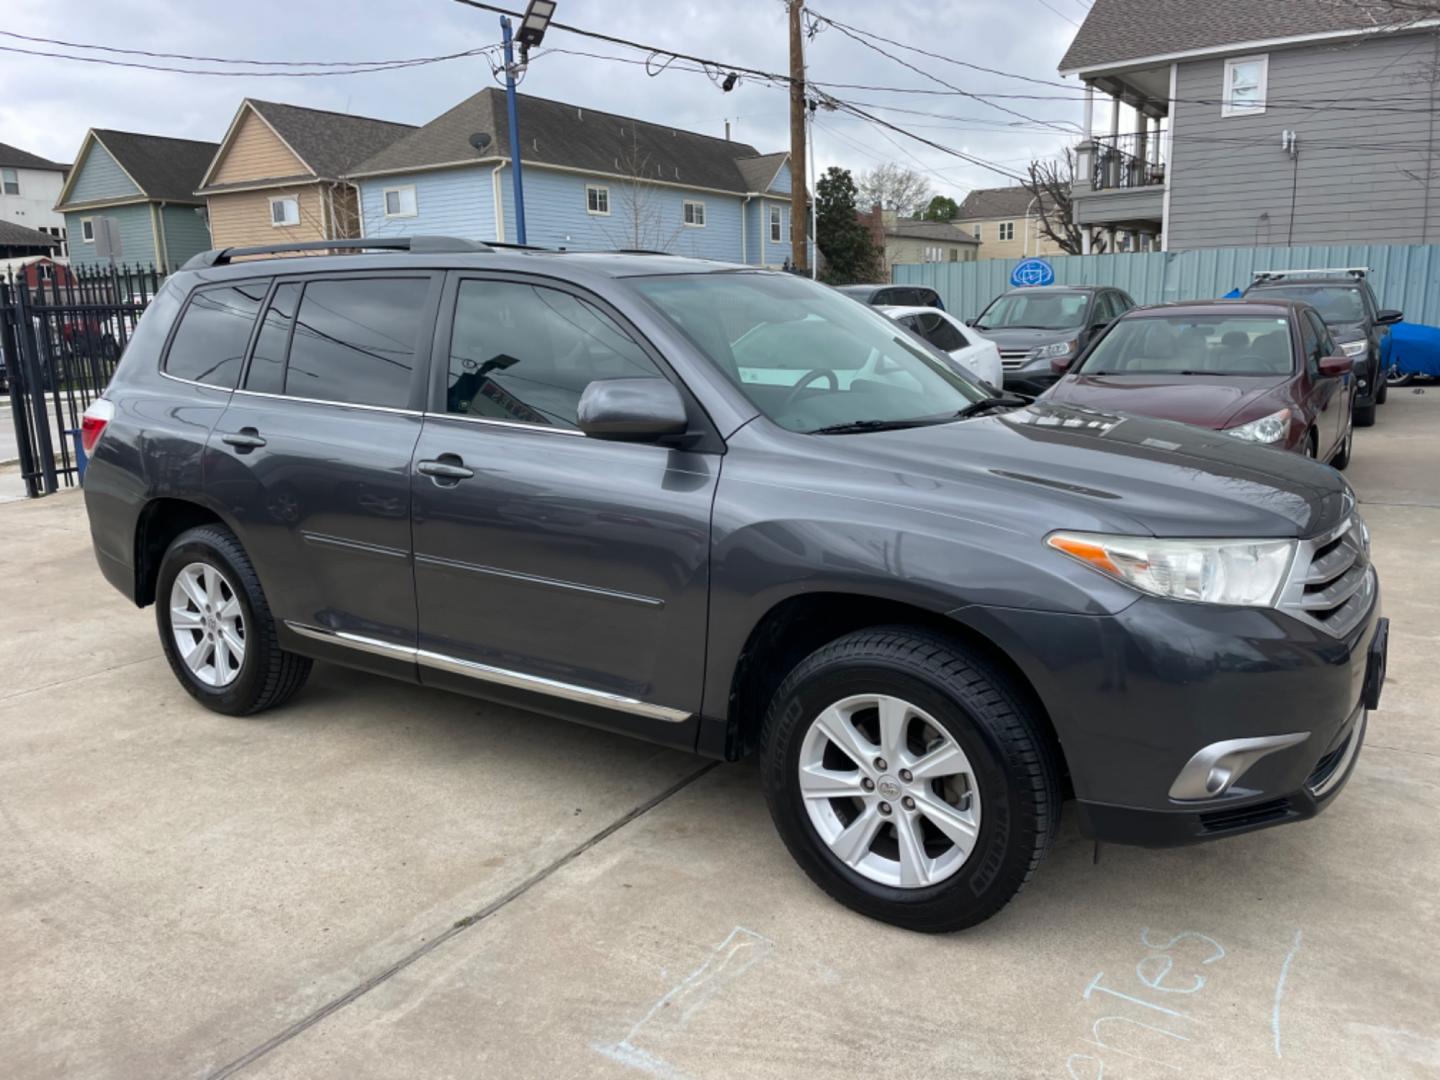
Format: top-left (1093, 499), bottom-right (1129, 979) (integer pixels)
top-left (347, 89), bottom-right (802, 266)
top-left (54, 129), bottom-right (217, 272)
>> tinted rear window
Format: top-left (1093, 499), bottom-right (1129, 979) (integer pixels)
top-left (165, 281), bottom-right (270, 388)
top-left (245, 282), bottom-right (299, 395)
top-left (284, 278), bottom-right (429, 408)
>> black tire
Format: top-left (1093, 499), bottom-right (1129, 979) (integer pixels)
top-left (1375, 378), bottom-right (1388, 405)
top-left (1354, 400), bottom-right (1377, 427)
top-left (1330, 425), bottom-right (1352, 471)
top-left (759, 627), bottom-right (1061, 933)
top-left (155, 524), bottom-right (311, 715)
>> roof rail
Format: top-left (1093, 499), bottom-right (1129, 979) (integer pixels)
top-left (1253, 266), bottom-right (1368, 282)
top-left (612, 248), bottom-right (675, 256)
top-left (181, 235), bottom-right (490, 270)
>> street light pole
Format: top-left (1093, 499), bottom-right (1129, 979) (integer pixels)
top-left (501, 15), bottom-right (527, 245)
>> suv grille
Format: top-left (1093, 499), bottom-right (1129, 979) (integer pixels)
top-left (999, 349), bottom-right (1031, 371)
top-left (1278, 517), bottom-right (1374, 638)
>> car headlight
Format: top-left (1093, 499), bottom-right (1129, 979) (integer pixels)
top-left (1047, 532), bottom-right (1296, 606)
top-left (1338, 340), bottom-right (1367, 358)
top-left (1223, 407), bottom-right (1291, 444)
top-left (1029, 340), bottom-right (1077, 360)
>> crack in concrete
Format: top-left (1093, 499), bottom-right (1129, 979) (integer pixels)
top-left (204, 761), bottom-right (719, 1079)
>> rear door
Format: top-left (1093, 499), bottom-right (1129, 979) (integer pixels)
top-left (204, 271), bottom-right (441, 668)
top-left (408, 272), bottom-right (718, 745)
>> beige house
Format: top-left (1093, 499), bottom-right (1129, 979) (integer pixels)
top-left (861, 208), bottom-right (978, 270)
top-left (953, 186), bottom-right (1067, 262)
top-left (197, 99), bottom-right (414, 250)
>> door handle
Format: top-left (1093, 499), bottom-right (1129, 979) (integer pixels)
top-left (221, 428), bottom-right (266, 451)
top-left (417, 456), bottom-right (475, 482)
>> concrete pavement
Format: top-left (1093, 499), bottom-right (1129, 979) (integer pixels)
top-left (2, 392), bottom-right (1438, 1079)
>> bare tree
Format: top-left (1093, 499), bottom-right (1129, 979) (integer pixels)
top-left (599, 129), bottom-right (688, 254)
top-left (857, 163), bottom-right (932, 218)
top-left (1020, 147), bottom-right (1083, 255)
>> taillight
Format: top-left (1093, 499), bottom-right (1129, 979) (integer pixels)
top-left (81, 398), bottom-right (114, 454)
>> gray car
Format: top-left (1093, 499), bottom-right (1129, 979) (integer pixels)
top-left (971, 284), bottom-right (1135, 394)
top-left (80, 237), bottom-right (1386, 932)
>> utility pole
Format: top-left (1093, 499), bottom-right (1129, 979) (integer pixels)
top-left (501, 16), bottom-right (528, 245)
top-left (788, 1), bottom-right (808, 272)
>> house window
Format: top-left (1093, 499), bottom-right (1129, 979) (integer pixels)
top-left (998, 222), bottom-right (1015, 241)
top-left (37, 262), bottom-right (53, 282)
top-left (270, 196), bottom-right (300, 227)
top-left (383, 185), bottom-right (418, 218)
top-left (1223, 55), bottom-right (1268, 116)
top-left (948, 249), bottom-right (959, 262)
top-left (769, 205), bottom-right (782, 243)
top-left (81, 218), bottom-right (95, 243)
top-left (973, 224), bottom-right (981, 241)
top-left (683, 200), bottom-right (705, 227)
top-left (1, 168), bottom-right (17, 195)
top-left (586, 185), bottom-right (610, 215)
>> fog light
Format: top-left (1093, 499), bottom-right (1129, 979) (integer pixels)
top-left (1169, 733), bottom-right (1310, 801)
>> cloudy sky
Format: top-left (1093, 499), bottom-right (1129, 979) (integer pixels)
top-left (1, 0), bottom-right (1094, 202)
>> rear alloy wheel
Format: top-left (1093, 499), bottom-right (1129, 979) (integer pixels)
top-left (761, 627), bottom-right (1061, 932)
top-left (156, 525), bottom-right (312, 715)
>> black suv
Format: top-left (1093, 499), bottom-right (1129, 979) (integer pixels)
top-left (81, 237), bottom-right (1386, 932)
top-left (1242, 268), bottom-right (1401, 427)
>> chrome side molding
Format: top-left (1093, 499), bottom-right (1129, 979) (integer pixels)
top-left (283, 621), bottom-right (691, 724)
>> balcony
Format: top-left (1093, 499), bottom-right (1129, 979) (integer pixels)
top-left (1091, 133), bottom-right (1165, 191)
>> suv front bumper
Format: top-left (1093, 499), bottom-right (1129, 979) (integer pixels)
top-left (952, 592), bottom-right (1385, 848)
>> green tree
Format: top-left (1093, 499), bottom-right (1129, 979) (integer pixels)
top-left (920, 195), bottom-right (961, 221)
top-left (815, 166), bottom-right (881, 284)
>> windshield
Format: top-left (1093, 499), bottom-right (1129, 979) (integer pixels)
top-left (633, 273), bottom-right (988, 433)
top-left (1075, 315), bottom-right (1295, 376)
top-left (1251, 285), bottom-right (1365, 323)
top-left (976, 291), bottom-right (1089, 330)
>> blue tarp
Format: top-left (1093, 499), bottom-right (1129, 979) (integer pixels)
top-left (1381, 321), bottom-right (1440, 378)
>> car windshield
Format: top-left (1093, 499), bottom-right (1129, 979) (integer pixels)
top-left (633, 273), bottom-right (988, 433)
top-left (975, 291), bottom-right (1089, 330)
top-left (1251, 285), bottom-right (1365, 323)
top-left (1075, 315), bottom-right (1295, 376)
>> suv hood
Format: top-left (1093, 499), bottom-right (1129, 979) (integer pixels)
top-left (970, 326), bottom-right (1080, 351)
top-left (754, 402), bottom-right (1349, 540)
top-left (1044, 373), bottom-right (1287, 429)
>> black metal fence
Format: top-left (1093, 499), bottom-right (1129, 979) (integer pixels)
top-left (1091, 133), bottom-right (1165, 191)
top-left (0, 263), bottom-right (165, 497)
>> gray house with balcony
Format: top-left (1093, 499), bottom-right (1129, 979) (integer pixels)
top-left (1060, 1), bottom-right (1440, 252)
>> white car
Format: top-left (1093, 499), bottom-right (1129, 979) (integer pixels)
top-left (880, 305), bottom-right (1004, 390)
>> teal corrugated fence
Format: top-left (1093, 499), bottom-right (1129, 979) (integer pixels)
top-left (893, 245), bottom-right (1440, 323)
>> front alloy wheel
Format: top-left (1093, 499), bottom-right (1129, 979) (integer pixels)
top-left (799, 694), bottom-right (980, 888)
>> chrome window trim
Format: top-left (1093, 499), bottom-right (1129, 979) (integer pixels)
top-left (232, 387), bottom-right (423, 417)
top-left (158, 370), bottom-right (234, 392)
top-left (283, 622), bottom-right (690, 723)
top-left (420, 411), bottom-right (586, 437)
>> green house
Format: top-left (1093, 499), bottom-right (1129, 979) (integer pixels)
top-left (55, 129), bottom-right (218, 272)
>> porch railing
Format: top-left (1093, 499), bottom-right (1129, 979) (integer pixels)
top-left (1091, 133), bottom-right (1165, 191)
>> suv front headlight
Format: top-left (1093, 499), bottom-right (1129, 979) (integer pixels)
top-left (1029, 340), bottom-right (1077, 360)
top-left (1338, 340), bottom-right (1367, 358)
top-left (1223, 407), bottom-right (1291, 444)
top-left (1047, 532), bottom-right (1296, 606)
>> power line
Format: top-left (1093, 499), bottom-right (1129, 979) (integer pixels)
top-left (0, 41), bottom-right (498, 77)
top-left (1032, 0), bottom-right (1083, 29)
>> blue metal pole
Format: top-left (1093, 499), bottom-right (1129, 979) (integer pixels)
top-left (501, 16), bottom-right (527, 245)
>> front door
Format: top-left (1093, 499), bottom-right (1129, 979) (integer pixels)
top-left (409, 273), bottom-right (717, 746)
top-left (1300, 308), bottom-right (1348, 457)
top-left (206, 271), bottom-right (441, 667)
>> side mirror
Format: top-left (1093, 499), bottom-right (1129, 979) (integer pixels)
top-left (1376, 308), bottom-right (1403, 325)
top-left (577, 377), bottom-right (689, 442)
top-left (1050, 356), bottom-right (1075, 375)
top-left (1318, 355), bottom-right (1354, 378)
top-left (964, 317), bottom-right (977, 327)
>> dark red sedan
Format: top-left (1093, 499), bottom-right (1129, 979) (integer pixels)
top-left (1042, 299), bottom-right (1356, 467)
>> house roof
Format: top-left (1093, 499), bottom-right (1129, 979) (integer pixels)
top-left (0, 141), bottom-right (68, 173)
top-left (955, 185), bottom-right (1050, 221)
top-left (1058, 0), bottom-right (1410, 73)
top-left (244, 100), bottom-right (416, 180)
top-left (885, 220), bottom-right (978, 244)
top-left (87, 130), bottom-right (219, 204)
top-left (734, 152), bottom-right (789, 193)
top-left (0, 219), bottom-right (61, 249)
top-left (349, 89), bottom-right (777, 194)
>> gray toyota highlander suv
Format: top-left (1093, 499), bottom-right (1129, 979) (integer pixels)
top-left (81, 237), bottom-right (1387, 932)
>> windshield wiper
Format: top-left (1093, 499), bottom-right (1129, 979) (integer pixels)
top-left (953, 394), bottom-right (1031, 419)
top-left (807, 418), bottom-right (938, 435)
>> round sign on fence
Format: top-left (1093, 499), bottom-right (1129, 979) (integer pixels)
top-left (1010, 258), bottom-right (1055, 287)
